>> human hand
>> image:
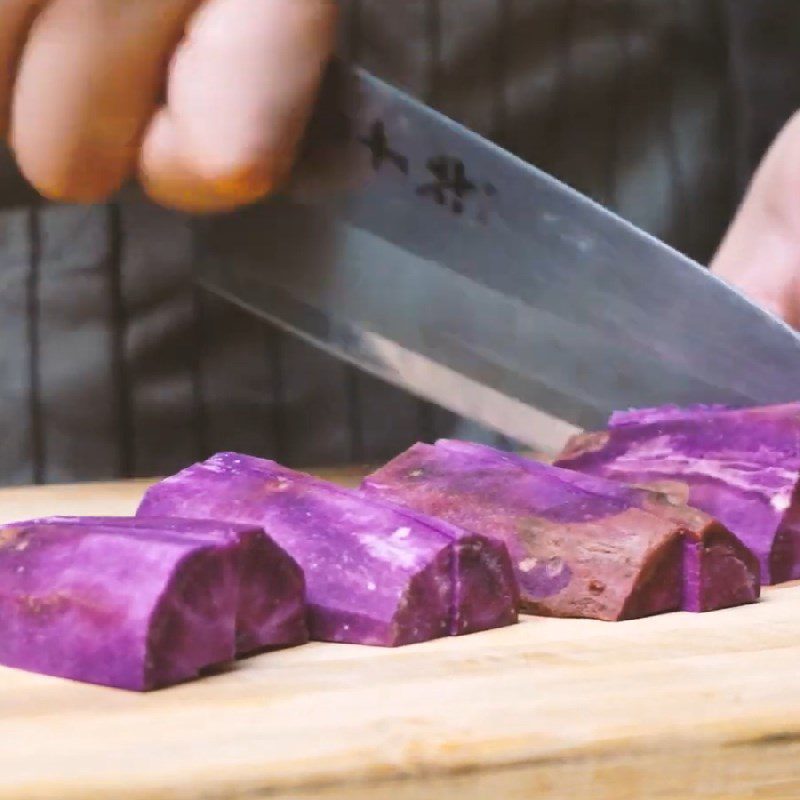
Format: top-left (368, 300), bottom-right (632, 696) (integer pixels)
top-left (0, 0), bottom-right (337, 212)
top-left (712, 111), bottom-right (800, 328)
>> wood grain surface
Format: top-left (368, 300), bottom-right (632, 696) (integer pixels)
top-left (0, 477), bottom-right (799, 800)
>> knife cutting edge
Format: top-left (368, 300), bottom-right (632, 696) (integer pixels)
top-left (195, 61), bottom-right (800, 454)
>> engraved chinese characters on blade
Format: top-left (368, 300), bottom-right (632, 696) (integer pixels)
top-left (356, 117), bottom-right (497, 224)
top-left (358, 121), bottom-right (409, 175)
top-left (417, 156), bottom-right (497, 221)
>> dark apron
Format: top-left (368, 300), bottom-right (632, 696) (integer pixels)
top-left (0, 0), bottom-right (798, 485)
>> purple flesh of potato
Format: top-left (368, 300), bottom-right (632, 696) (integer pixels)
top-left (361, 440), bottom-right (759, 619)
top-left (32, 516), bottom-right (308, 655)
top-left (0, 521), bottom-right (239, 691)
top-left (137, 453), bottom-right (518, 647)
top-left (554, 402), bottom-right (800, 585)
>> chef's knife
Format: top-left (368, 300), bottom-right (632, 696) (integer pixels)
top-left (195, 62), bottom-right (800, 453)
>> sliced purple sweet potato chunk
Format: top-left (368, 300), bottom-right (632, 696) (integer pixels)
top-left (0, 521), bottom-right (238, 691)
top-left (362, 440), bottom-right (758, 619)
top-left (555, 402), bottom-right (800, 585)
top-left (137, 454), bottom-right (517, 647)
top-left (432, 441), bottom-right (759, 611)
top-left (32, 516), bottom-right (308, 655)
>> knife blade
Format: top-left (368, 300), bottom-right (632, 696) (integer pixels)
top-left (195, 62), bottom-right (800, 453)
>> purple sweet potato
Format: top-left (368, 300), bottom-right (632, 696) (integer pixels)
top-left (0, 521), bottom-right (238, 691)
top-left (33, 516), bottom-right (308, 654)
top-left (361, 440), bottom-right (759, 619)
top-left (137, 453), bottom-right (518, 647)
top-left (555, 403), bottom-right (800, 585)
top-left (431, 441), bottom-right (759, 612)
top-left (362, 441), bottom-right (682, 620)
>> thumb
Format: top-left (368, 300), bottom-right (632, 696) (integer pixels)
top-left (712, 110), bottom-right (800, 328)
top-left (140, 0), bottom-right (337, 213)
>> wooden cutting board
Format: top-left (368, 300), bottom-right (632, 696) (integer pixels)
top-left (1, 477), bottom-right (800, 800)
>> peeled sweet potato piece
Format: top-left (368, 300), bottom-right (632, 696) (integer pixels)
top-left (362, 441), bottom-right (758, 619)
top-left (137, 453), bottom-right (517, 647)
top-left (33, 516), bottom-right (308, 655)
top-left (0, 521), bottom-right (238, 691)
top-left (555, 402), bottom-right (800, 585)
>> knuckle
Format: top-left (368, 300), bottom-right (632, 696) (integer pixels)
top-left (193, 153), bottom-right (288, 203)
